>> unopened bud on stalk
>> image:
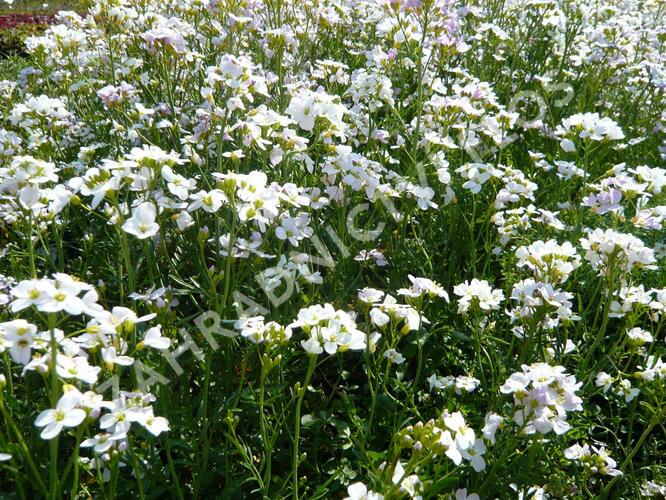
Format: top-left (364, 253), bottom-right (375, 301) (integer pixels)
top-left (198, 226), bottom-right (209, 243)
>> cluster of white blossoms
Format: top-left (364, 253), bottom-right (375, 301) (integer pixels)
top-left (506, 279), bottom-right (580, 333)
top-left (609, 284), bottom-right (656, 318)
top-left (397, 275), bottom-right (449, 302)
top-left (594, 372), bottom-right (641, 403)
top-left (0, 274), bottom-right (168, 462)
top-left (290, 304), bottom-right (366, 355)
top-left (394, 410), bottom-right (490, 474)
top-left (636, 356), bottom-right (666, 382)
top-left (428, 373), bottom-right (481, 395)
top-left (564, 443), bottom-right (622, 477)
top-left (0, 155), bottom-right (73, 226)
top-left (235, 316), bottom-right (293, 345)
top-left (361, 289), bottom-right (430, 335)
top-left (556, 112), bottom-right (625, 152)
top-left (515, 239), bottom-right (581, 284)
top-left (492, 204), bottom-right (565, 249)
top-left (580, 228), bottom-right (657, 277)
top-left (501, 363), bottom-right (583, 435)
top-left (286, 89), bottom-right (347, 136)
top-left (453, 279), bottom-right (505, 314)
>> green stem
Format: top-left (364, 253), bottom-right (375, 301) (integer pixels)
top-left (27, 214), bottom-right (37, 278)
top-left (48, 313), bottom-right (60, 499)
top-left (0, 398), bottom-right (48, 496)
top-left (259, 353), bottom-right (272, 494)
top-left (292, 355), bottom-right (317, 500)
top-left (473, 315), bottom-right (488, 392)
top-left (165, 434), bottom-right (185, 500)
top-left (600, 408), bottom-right (665, 496)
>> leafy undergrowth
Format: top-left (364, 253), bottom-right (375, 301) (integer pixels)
top-left (0, 0), bottom-right (665, 499)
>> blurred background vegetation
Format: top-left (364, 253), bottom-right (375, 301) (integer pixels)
top-left (0, 1), bottom-right (87, 15)
top-left (0, 1), bottom-right (88, 70)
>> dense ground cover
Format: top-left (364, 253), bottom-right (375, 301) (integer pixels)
top-left (0, 0), bottom-right (665, 498)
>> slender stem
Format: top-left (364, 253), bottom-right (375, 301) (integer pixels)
top-left (193, 352), bottom-right (213, 500)
top-left (118, 228), bottom-right (136, 300)
top-left (48, 313), bottom-right (60, 499)
top-left (27, 214), bottom-right (37, 278)
top-left (473, 315), bottom-right (488, 392)
top-left (600, 408), bottom-right (665, 496)
top-left (128, 437), bottom-right (145, 500)
top-left (364, 349), bottom-right (376, 443)
top-left (0, 398), bottom-right (48, 496)
top-left (165, 434), bottom-right (185, 500)
top-left (259, 353), bottom-right (272, 493)
top-left (292, 355), bottom-right (317, 500)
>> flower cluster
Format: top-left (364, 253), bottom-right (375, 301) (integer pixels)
top-left (501, 363), bottom-right (583, 435)
top-left (290, 304), bottom-right (366, 355)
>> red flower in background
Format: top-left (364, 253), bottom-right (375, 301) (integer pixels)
top-left (0, 13), bottom-right (55, 30)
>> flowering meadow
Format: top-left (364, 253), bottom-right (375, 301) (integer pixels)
top-left (0, 0), bottom-right (665, 498)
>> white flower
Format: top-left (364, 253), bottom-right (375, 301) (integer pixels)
top-left (101, 346), bottom-right (134, 368)
top-left (453, 279), bottom-right (504, 314)
top-left (383, 348), bottom-right (405, 365)
top-left (437, 429), bottom-right (462, 465)
top-left (175, 210), bottom-right (194, 231)
top-left (390, 461), bottom-right (422, 499)
top-left (456, 489), bottom-right (480, 500)
top-left (616, 379), bottom-right (639, 402)
top-left (141, 326), bottom-right (171, 349)
top-left (501, 363), bottom-right (582, 436)
top-left (99, 400), bottom-right (141, 435)
top-left (369, 308), bottom-right (390, 327)
top-left (455, 163), bottom-right (502, 194)
top-left (57, 355), bottom-right (101, 385)
top-left (595, 372), bottom-right (613, 392)
top-left (556, 112), bottom-right (625, 150)
top-left (35, 388), bottom-right (86, 440)
top-left (344, 482), bottom-right (384, 500)
top-left (398, 275), bottom-right (449, 301)
top-left (188, 189), bottom-right (227, 213)
top-left (482, 412), bottom-right (503, 444)
top-left (454, 375), bottom-right (480, 395)
top-left (122, 202), bottom-right (160, 239)
top-left (355, 249), bottom-right (388, 267)
top-left (301, 336), bottom-right (323, 355)
top-left (275, 213), bottom-right (313, 246)
top-left (461, 439), bottom-right (487, 471)
top-left (9, 279), bottom-right (52, 312)
top-left (136, 410), bottom-right (170, 436)
top-left (443, 411), bottom-right (475, 451)
top-left (357, 288), bottom-right (385, 304)
top-left (1, 320), bottom-right (37, 365)
top-left (564, 443), bottom-right (622, 476)
top-left (626, 327), bottom-right (653, 346)
top-left (428, 374), bottom-right (454, 392)
top-left (286, 89), bottom-right (347, 135)
top-left (162, 166), bottom-right (195, 200)
top-left (81, 432), bottom-right (127, 453)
